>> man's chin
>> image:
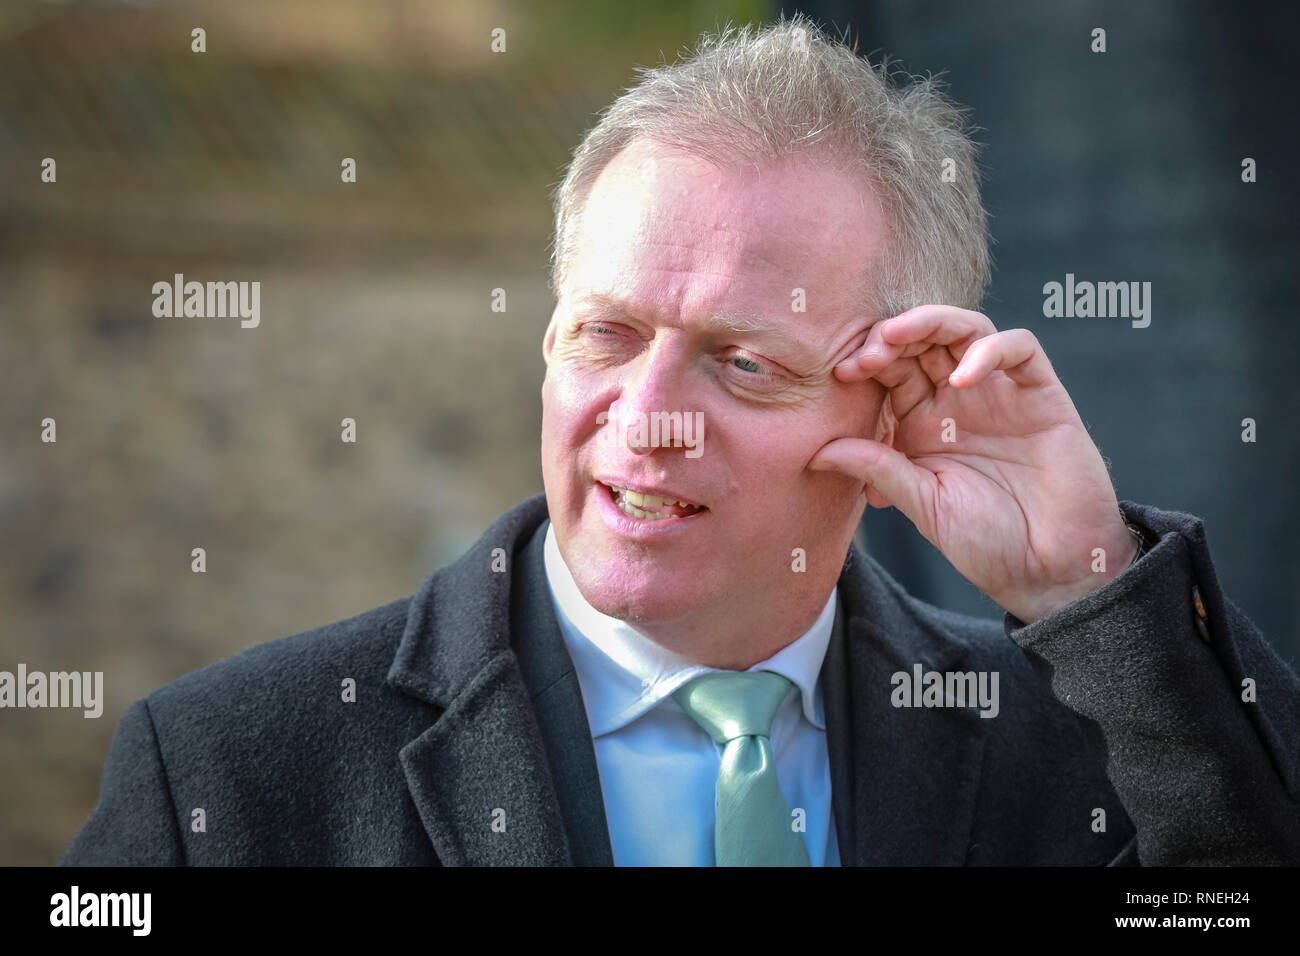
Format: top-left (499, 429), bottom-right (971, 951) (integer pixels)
top-left (571, 570), bottom-right (711, 627)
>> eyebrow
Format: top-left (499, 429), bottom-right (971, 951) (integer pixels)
top-left (569, 293), bottom-right (815, 361)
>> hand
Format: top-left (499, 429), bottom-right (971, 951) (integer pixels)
top-left (809, 304), bottom-right (1138, 624)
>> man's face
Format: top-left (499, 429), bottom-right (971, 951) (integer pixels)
top-left (540, 137), bottom-right (892, 638)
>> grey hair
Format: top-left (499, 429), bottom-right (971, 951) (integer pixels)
top-left (547, 11), bottom-right (991, 319)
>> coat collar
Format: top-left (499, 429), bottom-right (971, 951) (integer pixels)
top-left (389, 494), bottom-right (986, 866)
top-left (387, 495), bottom-right (581, 865)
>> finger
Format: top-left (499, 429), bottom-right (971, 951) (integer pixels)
top-left (916, 345), bottom-right (959, 387)
top-left (808, 437), bottom-right (935, 537)
top-left (948, 329), bottom-right (1054, 389)
top-left (834, 323), bottom-right (906, 380)
top-left (833, 334), bottom-right (933, 382)
top-left (871, 356), bottom-right (934, 420)
top-left (840, 304), bottom-right (997, 380)
top-left (864, 483), bottom-right (892, 509)
top-left (881, 304), bottom-right (999, 357)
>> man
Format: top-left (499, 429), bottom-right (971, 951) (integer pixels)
top-left (63, 15), bottom-right (1299, 866)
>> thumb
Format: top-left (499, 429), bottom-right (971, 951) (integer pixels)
top-left (808, 437), bottom-right (934, 533)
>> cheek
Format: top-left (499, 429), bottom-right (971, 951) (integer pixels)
top-left (541, 368), bottom-right (618, 497)
top-left (826, 381), bottom-right (886, 445)
top-left (749, 384), bottom-right (884, 471)
top-left (539, 377), bottom-right (577, 476)
top-left (542, 368), bottom-right (596, 441)
top-left (739, 386), bottom-right (884, 508)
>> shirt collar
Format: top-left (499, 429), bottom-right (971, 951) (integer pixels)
top-left (542, 520), bottom-right (836, 737)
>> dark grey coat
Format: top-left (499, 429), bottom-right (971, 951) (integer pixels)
top-left (61, 494), bottom-right (1300, 865)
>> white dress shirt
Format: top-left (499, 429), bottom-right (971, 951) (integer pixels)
top-left (542, 521), bottom-right (841, 866)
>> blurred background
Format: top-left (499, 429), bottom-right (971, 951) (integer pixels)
top-left (1, 0), bottom-right (1296, 864)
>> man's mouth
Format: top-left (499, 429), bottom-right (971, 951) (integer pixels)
top-left (599, 481), bottom-right (709, 521)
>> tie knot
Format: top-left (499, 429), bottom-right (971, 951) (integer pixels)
top-left (672, 670), bottom-right (794, 744)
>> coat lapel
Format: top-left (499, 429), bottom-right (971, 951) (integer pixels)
top-left (823, 545), bottom-right (988, 865)
top-left (509, 519), bottom-right (614, 865)
top-left (387, 496), bottom-right (583, 866)
top-left (388, 492), bottom-right (986, 867)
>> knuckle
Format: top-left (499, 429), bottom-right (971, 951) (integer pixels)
top-left (1015, 328), bottom-right (1040, 349)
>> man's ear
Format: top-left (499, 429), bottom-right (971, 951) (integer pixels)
top-left (541, 311), bottom-right (558, 365)
top-left (873, 389), bottom-right (898, 447)
top-left (861, 391), bottom-right (898, 510)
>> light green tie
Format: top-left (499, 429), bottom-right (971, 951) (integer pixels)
top-left (673, 670), bottom-right (811, 867)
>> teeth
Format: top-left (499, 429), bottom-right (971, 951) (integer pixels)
top-left (605, 482), bottom-right (705, 518)
top-left (617, 497), bottom-right (675, 521)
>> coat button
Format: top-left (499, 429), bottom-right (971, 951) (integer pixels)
top-left (1192, 585), bottom-right (1211, 643)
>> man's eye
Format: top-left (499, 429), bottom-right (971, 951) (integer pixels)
top-left (730, 355), bottom-right (767, 374)
top-left (578, 322), bottom-right (628, 340)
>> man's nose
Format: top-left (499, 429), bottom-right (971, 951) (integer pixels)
top-left (612, 343), bottom-right (691, 457)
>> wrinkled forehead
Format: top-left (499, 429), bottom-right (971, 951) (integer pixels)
top-left (567, 139), bottom-right (885, 323)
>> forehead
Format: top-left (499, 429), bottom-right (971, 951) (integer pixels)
top-left (567, 138), bottom-right (885, 330)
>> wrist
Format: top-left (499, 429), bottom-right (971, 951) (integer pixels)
top-left (1009, 514), bottom-right (1141, 624)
